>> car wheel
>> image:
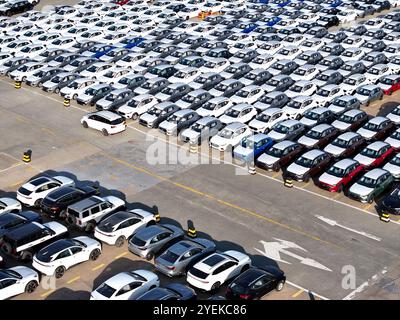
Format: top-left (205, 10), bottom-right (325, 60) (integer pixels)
top-left (22, 76), bottom-right (26, 82)
top-left (34, 199), bottom-right (43, 208)
top-left (131, 113), bottom-right (138, 120)
top-left (102, 129), bottom-right (109, 136)
top-left (85, 222), bottom-right (96, 233)
top-left (379, 94), bottom-right (383, 100)
top-left (276, 280), bottom-right (285, 291)
top-left (145, 252), bottom-right (154, 261)
top-left (59, 210), bottom-right (67, 220)
top-left (73, 94), bottom-right (77, 100)
top-left (38, 83), bottom-right (43, 88)
top-left (55, 266), bottom-right (65, 279)
top-left (66, 215), bottom-right (77, 226)
top-left (55, 88), bottom-right (60, 94)
top-left (367, 196), bottom-right (373, 204)
top-left (211, 282), bottom-right (221, 292)
top-left (1, 243), bottom-right (12, 254)
top-left (337, 184), bottom-right (343, 193)
top-left (115, 236), bottom-right (125, 248)
top-left (89, 249), bottom-right (101, 261)
top-left (25, 281), bottom-right (38, 294)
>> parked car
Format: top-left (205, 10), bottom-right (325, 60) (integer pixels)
top-left (297, 124), bottom-right (339, 150)
top-left (353, 141), bottom-right (394, 170)
top-left (139, 102), bottom-right (180, 129)
top-left (0, 211), bottom-right (42, 238)
top-left (81, 111), bottom-right (127, 136)
top-left (356, 116), bottom-right (394, 141)
top-left (0, 266), bottom-right (39, 300)
top-left (136, 283), bottom-right (197, 300)
top-left (267, 120), bottom-right (305, 142)
top-left (331, 109), bottom-right (368, 132)
top-left (209, 122), bottom-right (252, 152)
top-left (180, 117), bottom-right (223, 145)
top-left (377, 185), bottom-right (400, 215)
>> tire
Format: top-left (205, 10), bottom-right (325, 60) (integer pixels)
top-left (276, 280), bottom-right (285, 291)
top-left (59, 210), bottom-right (67, 220)
top-left (21, 251), bottom-right (32, 262)
top-left (211, 282), bottom-right (221, 292)
top-left (89, 249), bottom-right (101, 261)
top-left (55, 266), bottom-right (65, 279)
top-left (85, 222), bottom-right (96, 233)
top-left (145, 252), bottom-right (154, 261)
top-left (66, 215), bottom-right (77, 226)
top-left (102, 129), bottom-right (109, 136)
top-left (25, 281), bottom-right (38, 294)
top-left (38, 83), bottom-right (43, 88)
top-left (115, 236), bottom-right (125, 248)
top-left (367, 196), bottom-right (373, 204)
top-left (34, 199), bottom-right (42, 208)
top-left (22, 76), bottom-right (26, 82)
top-left (379, 94), bottom-right (383, 100)
top-left (337, 184), bottom-right (343, 193)
top-left (131, 113), bottom-right (138, 120)
top-left (1, 242), bottom-right (12, 254)
top-left (55, 88), bottom-right (60, 94)
top-left (73, 94), bottom-right (77, 100)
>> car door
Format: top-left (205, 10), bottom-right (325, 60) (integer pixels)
top-left (35, 182), bottom-right (60, 200)
top-left (252, 275), bottom-right (276, 298)
top-left (56, 248), bottom-right (76, 269)
top-left (70, 245), bottom-right (87, 264)
top-left (0, 278), bottom-right (21, 300)
top-left (114, 282), bottom-right (143, 300)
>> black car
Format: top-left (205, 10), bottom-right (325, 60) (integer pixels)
top-left (136, 283), bottom-right (197, 300)
top-left (0, 0), bottom-right (33, 16)
top-left (0, 211), bottom-right (42, 238)
top-left (139, 102), bottom-right (180, 128)
top-left (76, 83), bottom-right (113, 106)
top-left (226, 266), bottom-right (286, 300)
top-left (317, 15), bottom-right (339, 28)
top-left (377, 186), bottom-right (400, 215)
top-left (40, 185), bottom-right (100, 219)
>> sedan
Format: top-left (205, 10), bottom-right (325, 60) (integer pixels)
top-left (318, 159), bottom-right (363, 193)
top-left (128, 224), bottom-right (184, 260)
top-left (226, 266), bottom-right (286, 300)
top-left (0, 267), bottom-right (39, 301)
top-left (297, 124), bottom-right (339, 150)
top-left (286, 149), bottom-right (331, 182)
top-left (348, 168), bottom-right (393, 203)
top-left (136, 283), bottom-right (196, 300)
top-left (91, 270), bottom-right (160, 300)
top-left (32, 237), bottom-right (102, 278)
top-left (155, 238), bottom-right (217, 277)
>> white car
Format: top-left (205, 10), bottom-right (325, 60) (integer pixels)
top-left (248, 108), bottom-right (289, 134)
top-left (364, 64), bottom-right (392, 85)
top-left (275, 46), bottom-right (302, 61)
top-left (341, 74), bottom-right (368, 95)
top-left (96, 67), bottom-right (131, 85)
top-left (291, 64), bottom-right (320, 82)
top-left (314, 84), bottom-right (344, 108)
top-left (46, 37), bottom-right (76, 51)
top-left (32, 237), bottom-right (102, 278)
top-left (197, 97), bottom-right (233, 118)
top-left (388, 56), bottom-right (400, 74)
top-left (81, 111), bottom-right (127, 136)
top-left (386, 104), bottom-right (400, 125)
top-left (14, 44), bottom-right (47, 60)
top-left (285, 81), bottom-right (317, 99)
top-left (341, 36), bottom-right (366, 49)
top-left (248, 53), bottom-right (277, 70)
top-left (59, 78), bottom-right (97, 100)
top-left (115, 52), bottom-right (147, 69)
top-left (337, 10), bottom-right (358, 23)
top-left (0, 198), bottom-right (22, 215)
top-left (219, 103), bottom-right (257, 125)
top-left (209, 122), bottom-right (252, 151)
top-left (186, 250), bottom-right (251, 292)
top-left (9, 62), bottom-right (46, 82)
top-left (298, 38), bottom-right (325, 52)
top-left (341, 47), bottom-right (365, 62)
top-left (200, 58), bottom-right (231, 74)
top-left (383, 154), bottom-right (400, 179)
top-left (17, 176), bottom-right (75, 208)
top-left (282, 96), bottom-right (318, 120)
top-left (1, 40), bottom-right (31, 56)
top-left (117, 94), bottom-right (158, 120)
top-left (91, 270), bottom-right (160, 300)
top-left (80, 62), bottom-right (113, 80)
top-left (168, 67), bottom-right (200, 84)
top-left (230, 85), bottom-right (264, 105)
top-left (0, 266), bottom-right (39, 300)
top-left (94, 209), bottom-right (157, 246)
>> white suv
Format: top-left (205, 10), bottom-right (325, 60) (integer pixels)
top-left (65, 196), bottom-right (125, 232)
top-left (81, 111), bottom-right (127, 136)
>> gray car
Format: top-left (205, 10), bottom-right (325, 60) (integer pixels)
top-left (158, 109), bottom-right (200, 136)
top-left (0, 57), bottom-right (31, 76)
top-left (180, 117), bottom-right (223, 144)
top-left (76, 83), bottom-right (113, 106)
top-left (128, 224), bottom-right (184, 261)
top-left (96, 89), bottom-right (135, 111)
top-left (354, 85), bottom-right (383, 106)
top-left (42, 72), bottom-right (82, 94)
top-left (189, 72), bottom-right (224, 90)
top-left (155, 238), bottom-right (216, 277)
top-left (25, 67), bottom-right (63, 87)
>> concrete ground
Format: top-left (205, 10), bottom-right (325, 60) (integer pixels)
top-left (1, 0), bottom-right (400, 301)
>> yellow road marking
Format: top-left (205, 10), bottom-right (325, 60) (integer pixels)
top-left (292, 289), bottom-right (304, 298)
top-left (333, 193), bottom-right (342, 200)
top-left (41, 127), bottom-right (56, 136)
top-left (8, 179), bottom-right (24, 188)
top-left (92, 263), bottom-right (105, 271)
top-left (40, 289), bottom-right (55, 298)
top-left (67, 276), bottom-right (80, 284)
top-left (301, 181), bottom-right (311, 189)
top-left (104, 154), bottom-right (341, 249)
top-left (363, 203), bottom-right (374, 211)
top-left (272, 172), bottom-right (280, 178)
top-left (114, 251), bottom-right (128, 260)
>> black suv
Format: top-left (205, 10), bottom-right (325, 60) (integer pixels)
top-left (41, 185), bottom-right (100, 219)
top-left (0, 222), bottom-right (68, 261)
top-left (0, 211), bottom-right (42, 238)
top-left (0, 0), bottom-right (33, 16)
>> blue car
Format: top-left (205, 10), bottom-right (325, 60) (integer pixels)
top-left (136, 283), bottom-right (197, 300)
top-left (329, 0), bottom-right (342, 8)
top-left (233, 134), bottom-right (274, 162)
top-left (239, 22), bottom-right (260, 33)
top-left (276, 0), bottom-right (291, 8)
top-left (92, 45), bottom-right (115, 59)
top-left (119, 37), bottom-right (145, 49)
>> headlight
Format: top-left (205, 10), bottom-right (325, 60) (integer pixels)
top-left (360, 194), bottom-right (369, 200)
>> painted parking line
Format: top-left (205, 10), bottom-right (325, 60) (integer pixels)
top-left (114, 252), bottom-right (129, 260)
top-left (272, 172), bottom-right (281, 178)
top-left (67, 276), bottom-right (81, 284)
top-left (7, 179), bottom-right (25, 188)
top-left (363, 203), bottom-right (374, 211)
top-left (0, 162), bottom-right (22, 174)
top-left (300, 181), bottom-right (311, 189)
top-left (333, 193), bottom-right (342, 200)
top-left (105, 154), bottom-right (341, 249)
top-left (40, 289), bottom-right (55, 298)
top-left (292, 288), bottom-right (304, 298)
top-left (91, 263), bottom-right (105, 271)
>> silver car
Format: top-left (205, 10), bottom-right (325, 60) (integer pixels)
top-left (128, 224), bottom-right (184, 260)
top-left (155, 238), bottom-right (216, 277)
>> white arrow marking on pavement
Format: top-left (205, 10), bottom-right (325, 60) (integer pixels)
top-left (254, 238), bottom-right (332, 272)
top-left (315, 215), bottom-right (382, 242)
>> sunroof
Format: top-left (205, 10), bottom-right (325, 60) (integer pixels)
top-left (30, 177), bottom-right (50, 186)
top-left (203, 254), bottom-right (225, 267)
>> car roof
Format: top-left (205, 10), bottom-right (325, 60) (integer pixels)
top-left (273, 140), bottom-right (297, 150)
top-left (368, 116), bottom-right (389, 124)
top-left (174, 109), bottom-right (195, 116)
top-left (332, 158), bottom-right (358, 170)
top-left (95, 110), bottom-right (123, 121)
top-left (309, 107), bottom-right (329, 114)
top-left (196, 116), bottom-right (217, 125)
top-left (247, 133), bottom-right (269, 143)
top-left (335, 95), bottom-right (356, 102)
top-left (310, 123), bottom-right (333, 132)
top-left (366, 141), bottom-right (389, 151)
top-left (68, 195), bottom-right (103, 211)
top-left (338, 131), bottom-right (360, 140)
top-left (301, 149), bottom-right (325, 159)
top-left (232, 103), bottom-right (252, 111)
top-left (135, 224), bottom-right (172, 240)
top-left (363, 168), bottom-right (388, 179)
top-left (4, 222), bottom-right (44, 240)
top-left (225, 122), bottom-right (247, 130)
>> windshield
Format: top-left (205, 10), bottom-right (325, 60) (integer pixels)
top-left (360, 147), bottom-right (380, 158)
top-left (327, 165), bottom-right (346, 177)
top-left (357, 88), bottom-right (371, 96)
top-left (235, 90), bottom-right (250, 98)
top-left (391, 107), bottom-right (400, 116)
top-left (225, 109), bottom-right (240, 117)
top-left (191, 123), bottom-right (205, 132)
top-left (390, 155), bottom-right (400, 165)
top-left (84, 87), bottom-right (97, 96)
top-left (218, 129), bottom-right (234, 139)
top-left (69, 82), bottom-right (81, 89)
top-left (304, 111), bottom-right (320, 120)
top-left (96, 283), bottom-right (116, 298)
top-left (332, 138), bottom-right (349, 147)
top-left (106, 93), bottom-right (118, 101)
top-left (344, 78), bottom-right (356, 85)
top-left (273, 123), bottom-right (290, 134)
top-left (305, 129), bottom-right (323, 139)
top-left (148, 107), bottom-right (164, 116)
top-left (358, 176), bottom-right (378, 188)
top-left (167, 114), bottom-right (183, 124)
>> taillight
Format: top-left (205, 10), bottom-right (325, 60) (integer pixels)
top-left (51, 207), bottom-right (58, 212)
top-left (167, 266), bottom-right (175, 270)
top-left (239, 294), bottom-right (251, 299)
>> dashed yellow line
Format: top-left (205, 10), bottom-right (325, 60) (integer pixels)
top-left (92, 263), bottom-right (105, 271)
top-left (67, 276), bottom-right (80, 284)
top-left (363, 203), bottom-right (374, 211)
top-left (292, 289), bottom-right (304, 298)
top-left (103, 154), bottom-right (341, 250)
top-left (114, 251), bottom-right (129, 260)
top-left (301, 181), bottom-right (312, 189)
top-left (333, 193), bottom-right (342, 200)
top-left (272, 172), bottom-right (281, 178)
top-left (40, 289), bottom-right (55, 298)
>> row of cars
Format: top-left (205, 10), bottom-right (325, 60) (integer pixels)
top-left (0, 174), bottom-right (286, 300)
top-left (1, 0), bottom-right (400, 137)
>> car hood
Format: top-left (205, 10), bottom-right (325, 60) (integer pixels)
top-left (140, 113), bottom-right (158, 124)
top-left (10, 266), bottom-right (37, 279)
top-left (257, 153), bottom-right (279, 166)
top-left (180, 128), bottom-right (200, 141)
top-left (210, 135), bottom-right (230, 147)
top-left (357, 127), bottom-right (375, 139)
top-left (267, 130), bottom-right (286, 141)
top-left (332, 120), bottom-right (350, 131)
top-left (176, 100), bottom-right (191, 109)
top-left (159, 121), bottom-right (177, 132)
top-left (354, 94), bottom-right (369, 103)
top-left (297, 135), bottom-right (318, 148)
top-left (349, 183), bottom-right (373, 197)
top-left (383, 162), bottom-right (400, 176)
top-left (300, 117), bottom-right (317, 127)
top-left (233, 145), bottom-right (253, 160)
top-left (286, 163), bottom-right (310, 176)
top-left (249, 119), bottom-right (267, 131)
top-left (324, 144), bottom-right (344, 157)
top-left (319, 172), bottom-right (342, 186)
top-left (385, 137), bottom-right (400, 149)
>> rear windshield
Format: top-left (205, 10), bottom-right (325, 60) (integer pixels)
top-left (67, 208), bottom-right (80, 218)
top-left (131, 237), bottom-right (146, 247)
top-left (110, 117), bottom-right (125, 125)
top-left (160, 250), bottom-right (180, 263)
top-left (18, 187), bottom-right (32, 196)
top-left (96, 283), bottom-right (116, 298)
top-left (189, 267), bottom-right (208, 279)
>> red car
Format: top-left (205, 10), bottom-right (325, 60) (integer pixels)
top-left (378, 74), bottom-right (400, 95)
top-left (353, 141), bottom-right (394, 169)
top-left (115, 0), bottom-right (130, 5)
top-left (318, 158), bottom-right (363, 192)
